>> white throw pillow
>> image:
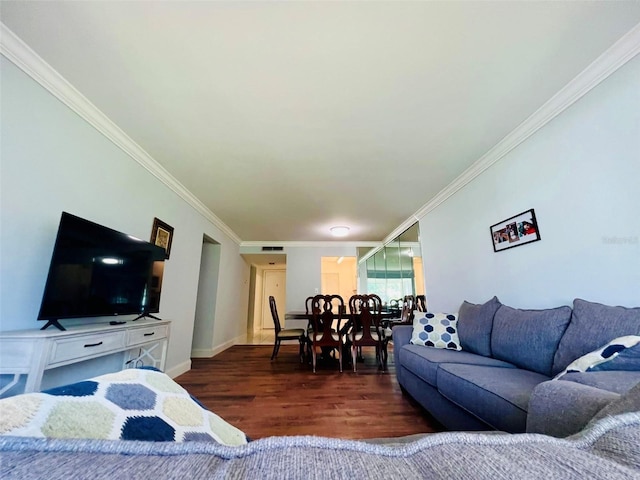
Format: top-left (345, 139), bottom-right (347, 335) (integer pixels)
top-left (554, 335), bottom-right (640, 380)
top-left (410, 312), bottom-right (461, 350)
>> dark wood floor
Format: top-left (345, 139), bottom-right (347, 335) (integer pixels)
top-left (174, 344), bottom-right (443, 440)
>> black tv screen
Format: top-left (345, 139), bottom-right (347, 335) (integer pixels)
top-left (38, 212), bottom-right (166, 329)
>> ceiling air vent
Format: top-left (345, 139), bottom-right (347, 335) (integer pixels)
top-left (261, 246), bottom-right (284, 251)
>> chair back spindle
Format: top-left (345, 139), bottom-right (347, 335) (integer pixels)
top-left (269, 296), bottom-right (282, 334)
top-left (309, 294), bottom-right (345, 372)
top-left (269, 296), bottom-right (305, 362)
top-left (348, 294), bottom-right (386, 371)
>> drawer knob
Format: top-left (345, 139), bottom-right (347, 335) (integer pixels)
top-left (84, 341), bottom-right (103, 348)
top-left (144, 332), bottom-right (155, 337)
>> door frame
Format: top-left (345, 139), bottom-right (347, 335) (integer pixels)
top-left (260, 268), bottom-right (286, 330)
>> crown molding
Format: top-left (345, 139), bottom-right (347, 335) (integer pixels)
top-left (240, 241), bottom-right (382, 249)
top-left (0, 22), bottom-right (242, 245)
top-left (403, 21), bottom-right (640, 230)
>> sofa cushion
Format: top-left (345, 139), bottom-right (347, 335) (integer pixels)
top-left (410, 312), bottom-right (461, 350)
top-left (399, 344), bottom-right (517, 387)
top-left (526, 380), bottom-right (620, 437)
top-left (553, 299), bottom-right (640, 376)
top-left (559, 371), bottom-right (640, 395)
top-left (555, 335), bottom-right (640, 379)
top-left (457, 296), bottom-right (501, 357)
top-left (491, 305), bottom-right (572, 376)
top-left (436, 363), bottom-right (550, 432)
top-left (589, 381), bottom-right (640, 425)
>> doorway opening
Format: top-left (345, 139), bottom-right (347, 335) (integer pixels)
top-left (320, 256), bottom-right (357, 300)
top-left (243, 253), bottom-right (286, 345)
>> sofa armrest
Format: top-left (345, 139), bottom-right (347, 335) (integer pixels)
top-left (526, 380), bottom-right (619, 438)
top-left (392, 325), bottom-right (413, 348)
top-left (392, 325), bottom-right (412, 375)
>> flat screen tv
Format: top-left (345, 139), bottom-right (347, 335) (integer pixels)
top-left (38, 212), bottom-right (166, 331)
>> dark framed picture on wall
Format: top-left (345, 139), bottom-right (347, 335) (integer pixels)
top-left (151, 217), bottom-right (174, 259)
top-left (490, 209), bottom-right (541, 253)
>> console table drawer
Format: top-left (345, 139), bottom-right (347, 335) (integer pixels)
top-left (49, 331), bottom-right (126, 365)
top-left (127, 325), bottom-right (168, 347)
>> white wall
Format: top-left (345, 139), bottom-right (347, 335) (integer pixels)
top-left (0, 57), bottom-right (249, 379)
top-left (420, 55), bottom-right (640, 312)
top-left (211, 242), bottom-right (251, 349)
top-left (191, 240), bottom-right (221, 356)
top-left (284, 245), bottom-right (358, 312)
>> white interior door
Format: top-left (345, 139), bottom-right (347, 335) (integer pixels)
top-left (262, 269), bottom-right (286, 330)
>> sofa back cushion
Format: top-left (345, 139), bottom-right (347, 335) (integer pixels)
top-left (552, 299), bottom-right (640, 376)
top-left (491, 305), bottom-right (572, 376)
top-left (457, 296), bottom-right (501, 357)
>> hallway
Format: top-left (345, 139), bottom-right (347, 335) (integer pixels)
top-left (236, 329), bottom-right (276, 345)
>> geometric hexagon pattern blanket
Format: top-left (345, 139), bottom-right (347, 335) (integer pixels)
top-left (0, 368), bottom-right (248, 446)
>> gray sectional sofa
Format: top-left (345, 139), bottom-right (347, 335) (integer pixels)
top-left (2, 317), bottom-right (640, 478)
top-left (2, 408), bottom-right (640, 479)
top-left (393, 297), bottom-right (640, 437)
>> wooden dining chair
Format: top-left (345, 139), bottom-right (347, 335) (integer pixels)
top-left (305, 296), bottom-right (314, 315)
top-left (269, 296), bottom-right (306, 362)
top-left (380, 295), bottom-right (415, 361)
top-left (399, 295), bottom-right (415, 324)
top-left (416, 294), bottom-right (427, 312)
top-left (348, 294), bottom-right (386, 371)
top-left (388, 298), bottom-right (402, 318)
top-left (309, 294), bottom-right (346, 373)
top-left (304, 295), bottom-right (316, 359)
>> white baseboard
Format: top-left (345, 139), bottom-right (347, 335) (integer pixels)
top-left (173, 335), bottom-right (248, 376)
top-left (190, 348), bottom-right (216, 358)
top-left (166, 360), bottom-right (191, 379)
top-left (189, 334), bottom-right (247, 359)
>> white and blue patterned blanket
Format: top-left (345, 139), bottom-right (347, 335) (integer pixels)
top-left (0, 368), bottom-right (247, 446)
top-left (554, 335), bottom-right (640, 379)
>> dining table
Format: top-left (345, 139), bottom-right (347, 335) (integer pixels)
top-left (284, 310), bottom-right (399, 337)
top-left (285, 308), bottom-right (403, 370)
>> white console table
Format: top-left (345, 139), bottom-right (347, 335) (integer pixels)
top-left (0, 319), bottom-right (170, 395)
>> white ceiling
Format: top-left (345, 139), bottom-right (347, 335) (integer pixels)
top-left (2, 1), bottom-right (640, 242)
